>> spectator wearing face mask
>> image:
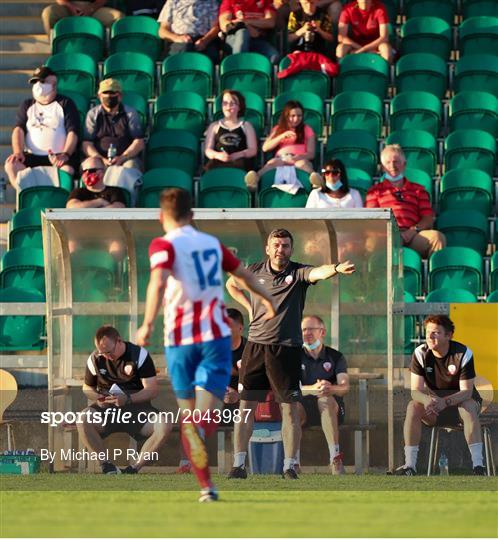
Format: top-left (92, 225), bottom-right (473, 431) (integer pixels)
top-left (4, 66), bottom-right (80, 189)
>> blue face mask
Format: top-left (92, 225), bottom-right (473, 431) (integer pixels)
top-left (384, 172), bottom-right (404, 183)
top-left (303, 339), bottom-right (321, 351)
top-left (326, 180), bottom-right (343, 191)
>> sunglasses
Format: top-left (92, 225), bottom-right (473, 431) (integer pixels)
top-left (83, 168), bottom-right (103, 174)
top-left (322, 168), bottom-right (341, 175)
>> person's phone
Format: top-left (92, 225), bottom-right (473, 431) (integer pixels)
top-left (97, 388), bottom-right (111, 400)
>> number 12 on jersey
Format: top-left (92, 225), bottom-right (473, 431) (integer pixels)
top-left (192, 249), bottom-right (222, 290)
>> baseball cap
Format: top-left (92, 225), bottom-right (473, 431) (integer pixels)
top-left (99, 78), bottom-right (122, 93)
top-left (29, 66), bottom-right (56, 84)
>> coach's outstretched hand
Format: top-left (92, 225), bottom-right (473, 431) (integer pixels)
top-left (336, 260), bottom-right (355, 275)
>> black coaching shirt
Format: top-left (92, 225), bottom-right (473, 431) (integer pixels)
top-left (410, 340), bottom-right (481, 401)
top-left (246, 260), bottom-right (314, 346)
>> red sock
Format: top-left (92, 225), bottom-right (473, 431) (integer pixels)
top-left (180, 420), bottom-right (212, 490)
top-left (198, 417), bottom-right (218, 438)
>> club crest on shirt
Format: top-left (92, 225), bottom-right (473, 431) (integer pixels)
top-left (323, 361), bottom-right (332, 372)
top-left (448, 364), bottom-right (456, 375)
top-left (99, 369), bottom-right (107, 375)
top-left (285, 275), bottom-right (293, 284)
top-left (124, 364), bottom-right (134, 376)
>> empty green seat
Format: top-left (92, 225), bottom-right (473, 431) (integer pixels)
top-left (454, 54), bottom-right (498, 95)
top-left (395, 53), bottom-right (447, 99)
top-left (9, 208), bottom-right (42, 250)
top-left (444, 129), bottom-right (496, 177)
top-left (273, 91), bottom-right (325, 137)
top-left (46, 53), bottom-right (97, 99)
top-left (403, 247), bottom-right (423, 296)
top-left (0, 287), bottom-right (45, 351)
top-left (161, 53), bottom-right (213, 98)
top-left (220, 53), bottom-right (272, 99)
top-left (404, 167), bottom-right (433, 200)
top-left (428, 247), bottom-right (483, 296)
top-left (0, 247), bottom-right (45, 293)
top-left (62, 91), bottom-right (90, 131)
top-left (449, 91), bottom-right (497, 137)
top-left (52, 16), bottom-right (104, 61)
top-left (425, 288), bottom-right (478, 303)
top-left (347, 168), bottom-right (372, 201)
top-left (325, 130), bottom-right (378, 176)
top-left (153, 91), bottom-right (206, 138)
top-left (337, 53), bottom-right (389, 100)
top-left (486, 290), bottom-right (498, 302)
top-left (404, 291), bottom-right (416, 354)
top-left (277, 56), bottom-right (330, 100)
top-left (331, 91), bottom-right (383, 137)
top-left (18, 187), bottom-right (70, 210)
top-left (198, 168), bottom-right (251, 208)
top-left (122, 91), bottom-right (148, 130)
top-left (146, 130), bottom-right (199, 176)
top-left (401, 17), bottom-right (452, 59)
top-left (437, 209), bottom-right (489, 255)
top-left (459, 16), bottom-right (498, 56)
top-left (404, 0), bottom-right (455, 25)
top-left (103, 52), bottom-right (155, 100)
top-left (462, 0), bottom-right (498, 19)
top-left (390, 91), bottom-right (442, 137)
top-left (386, 130), bottom-right (437, 176)
top-left (137, 168), bottom-right (193, 208)
top-left (71, 249), bottom-right (117, 300)
top-left (110, 16), bottom-right (161, 60)
top-left (258, 169), bottom-right (311, 208)
top-left (439, 168), bottom-right (493, 216)
top-left (213, 91), bottom-right (265, 138)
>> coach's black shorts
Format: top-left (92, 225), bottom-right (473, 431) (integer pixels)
top-left (239, 341), bottom-right (302, 403)
top-left (89, 403), bottom-right (158, 440)
top-left (300, 395), bottom-right (345, 427)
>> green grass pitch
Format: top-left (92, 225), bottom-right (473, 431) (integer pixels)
top-left (1, 475), bottom-right (497, 537)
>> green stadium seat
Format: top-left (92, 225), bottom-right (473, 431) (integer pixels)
top-left (346, 168), bottom-right (372, 201)
top-left (400, 17), bottom-right (452, 59)
top-left (9, 208), bottom-right (42, 250)
top-left (454, 54), bottom-right (498, 95)
top-left (437, 210), bottom-right (489, 255)
top-left (486, 290), bottom-right (498, 302)
top-left (198, 168), bottom-right (251, 208)
top-left (459, 16), bottom-right (498, 56)
top-left (444, 129), bottom-right (496, 177)
top-left (404, 0), bottom-right (455, 25)
top-left (103, 52), bottom-right (155, 100)
top-left (160, 53), bottom-right (213, 98)
top-left (462, 0), bottom-right (498, 19)
top-left (46, 53), bottom-right (97, 99)
top-left (62, 91), bottom-right (89, 131)
top-left (489, 252), bottom-right (498, 293)
top-left (110, 16), bottom-right (161, 60)
top-left (395, 53), bottom-right (447, 99)
top-left (331, 91), bottom-right (383, 137)
top-left (337, 53), bottom-right (389, 100)
top-left (220, 53), bottom-right (272, 99)
top-left (137, 168), bottom-right (193, 208)
top-left (428, 247), bottom-right (483, 296)
top-left (404, 167), bottom-right (433, 200)
top-left (0, 247), bottom-right (45, 293)
top-left (213, 91), bottom-right (265, 138)
top-left (52, 16), bottom-right (104, 61)
top-left (146, 130), bottom-right (199, 176)
top-left (403, 247), bottom-right (423, 296)
top-left (18, 187), bottom-right (70, 211)
top-left (325, 130), bottom-right (378, 176)
top-left (153, 91), bottom-right (206, 138)
top-left (439, 168), bottom-right (493, 217)
top-left (71, 249), bottom-right (116, 300)
top-left (404, 291), bottom-right (416, 354)
top-left (425, 288), bottom-right (478, 302)
top-left (449, 91), bottom-right (497, 137)
top-left (273, 91), bottom-right (325, 137)
top-left (386, 130), bottom-right (437, 176)
top-left (390, 91), bottom-right (442, 137)
top-left (122, 91), bottom-right (148, 130)
top-left (0, 287), bottom-right (45, 351)
top-left (277, 56), bottom-right (330, 100)
top-left (258, 169), bottom-right (311, 208)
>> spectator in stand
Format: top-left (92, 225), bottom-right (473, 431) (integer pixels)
top-left (82, 79), bottom-right (144, 171)
top-left (287, 0), bottom-right (334, 56)
top-left (306, 158), bottom-right (363, 208)
top-left (336, 0), bottom-right (393, 63)
top-left (366, 144), bottom-right (446, 258)
top-left (204, 90), bottom-right (257, 172)
top-left (158, 0), bottom-right (221, 64)
top-left (219, 0), bottom-right (279, 64)
top-left (66, 156), bottom-right (127, 208)
top-left (244, 100), bottom-right (322, 192)
top-left (41, 0), bottom-right (123, 37)
top-left (4, 66), bottom-right (79, 189)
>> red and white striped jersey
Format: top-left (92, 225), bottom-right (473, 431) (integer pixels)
top-left (149, 225), bottom-right (240, 346)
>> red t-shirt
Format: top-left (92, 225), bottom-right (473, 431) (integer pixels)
top-left (339, 1), bottom-right (389, 45)
top-left (219, 0), bottom-right (275, 19)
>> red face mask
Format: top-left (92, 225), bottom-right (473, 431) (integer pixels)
top-left (83, 171), bottom-right (101, 187)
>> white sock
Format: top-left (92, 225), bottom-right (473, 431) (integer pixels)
top-left (294, 449), bottom-right (300, 466)
top-left (404, 445), bottom-right (419, 469)
top-left (233, 452), bottom-right (247, 468)
top-left (469, 443), bottom-right (484, 467)
top-left (329, 444), bottom-right (340, 461)
top-left (283, 457), bottom-right (295, 471)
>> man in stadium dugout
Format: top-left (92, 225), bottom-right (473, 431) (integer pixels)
top-left (297, 315), bottom-right (349, 474)
top-left (78, 325), bottom-right (172, 474)
top-left (4, 66), bottom-right (80, 190)
top-left (219, 0), bottom-right (279, 64)
top-left (395, 314), bottom-right (486, 476)
top-left (336, 0), bottom-right (393, 63)
top-left (82, 79), bottom-right (145, 172)
top-left (158, 0), bottom-right (222, 64)
top-left (365, 144), bottom-right (446, 258)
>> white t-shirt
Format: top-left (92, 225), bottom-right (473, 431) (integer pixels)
top-left (305, 188), bottom-right (364, 209)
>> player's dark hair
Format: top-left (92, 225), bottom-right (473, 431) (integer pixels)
top-left (95, 325), bottom-right (120, 343)
top-left (423, 315), bottom-right (455, 334)
top-left (267, 228), bottom-right (294, 247)
top-left (227, 308), bottom-right (244, 326)
top-left (221, 89), bottom-right (246, 117)
top-left (160, 188), bottom-right (192, 221)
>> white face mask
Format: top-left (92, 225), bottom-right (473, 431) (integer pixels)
top-left (303, 339), bottom-right (321, 351)
top-left (384, 172), bottom-right (404, 183)
top-left (32, 81), bottom-right (53, 99)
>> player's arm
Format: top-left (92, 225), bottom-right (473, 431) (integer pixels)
top-left (444, 378), bottom-right (474, 408)
top-left (229, 265), bottom-right (277, 320)
top-left (326, 372), bottom-right (350, 397)
top-left (136, 267), bottom-right (170, 346)
top-left (308, 260), bottom-right (355, 283)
